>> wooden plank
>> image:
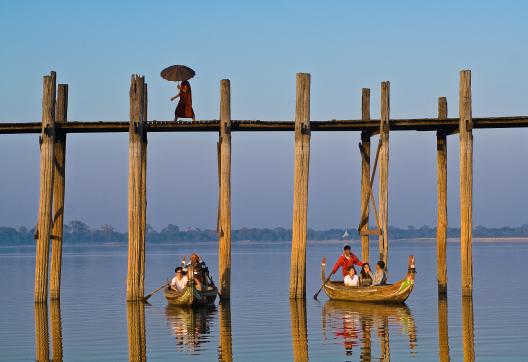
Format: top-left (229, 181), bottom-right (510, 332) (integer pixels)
top-left (360, 88), bottom-right (371, 262)
top-left (34, 71), bottom-right (56, 302)
top-left (436, 97), bottom-right (448, 295)
top-left (359, 228), bottom-right (382, 236)
top-left (379, 81), bottom-right (390, 266)
top-left (50, 84), bottom-right (68, 300)
top-left (459, 70), bottom-right (473, 297)
top-left (290, 73), bottom-right (311, 299)
top-left (218, 79), bottom-right (232, 299)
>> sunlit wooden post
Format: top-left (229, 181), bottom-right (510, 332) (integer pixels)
top-left (436, 97), bottom-right (448, 295)
top-left (459, 70), bottom-right (473, 296)
top-left (360, 88), bottom-right (371, 262)
top-left (34, 71), bottom-right (56, 302)
top-left (378, 81), bottom-right (390, 265)
top-left (218, 79), bottom-right (232, 299)
top-left (290, 73), bottom-right (311, 299)
top-left (126, 75), bottom-right (148, 301)
top-left (50, 84), bottom-right (68, 300)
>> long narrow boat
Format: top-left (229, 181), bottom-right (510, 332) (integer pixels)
top-left (321, 255), bottom-right (416, 303)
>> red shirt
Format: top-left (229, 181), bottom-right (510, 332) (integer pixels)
top-left (332, 253), bottom-right (363, 277)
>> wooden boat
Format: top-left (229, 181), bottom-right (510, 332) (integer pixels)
top-left (320, 255), bottom-right (416, 303)
top-left (164, 266), bottom-right (218, 306)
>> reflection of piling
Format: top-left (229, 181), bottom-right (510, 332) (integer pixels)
top-left (34, 72), bottom-right (56, 302)
top-left (34, 302), bottom-right (50, 361)
top-left (378, 82), bottom-right (390, 265)
top-left (50, 300), bottom-right (63, 361)
top-left (50, 84), bottom-right (68, 300)
top-left (218, 302), bottom-right (233, 362)
top-left (360, 317), bottom-right (372, 361)
top-left (462, 296), bottom-right (475, 362)
top-left (360, 88), bottom-right (371, 263)
top-left (290, 73), bottom-right (311, 299)
top-left (437, 295), bottom-right (450, 362)
top-left (289, 299), bottom-right (309, 362)
top-left (127, 301), bottom-right (147, 362)
top-left (380, 316), bottom-right (391, 362)
top-left (436, 98), bottom-right (448, 295)
top-left (126, 75), bottom-right (148, 301)
top-left (218, 79), bottom-right (232, 299)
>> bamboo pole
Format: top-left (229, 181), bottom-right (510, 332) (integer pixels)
top-left (437, 97), bottom-right (448, 295)
top-left (378, 81), bottom-right (390, 265)
top-left (289, 299), bottom-right (309, 362)
top-left (219, 302), bottom-right (233, 362)
top-left (290, 73), bottom-right (311, 299)
top-left (50, 84), bottom-right (68, 300)
top-left (218, 79), bottom-right (232, 299)
top-left (438, 295), bottom-right (450, 362)
top-left (34, 71), bottom-right (57, 302)
top-left (127, 301), bottom-right (147, 362)
top-left (360, 88), bottom-right (371, 262)
top-left (459, 70), bottom-right (473, 297)
top-left (34, 302), bottom-right (50, 361)
top-left (50, 300), bottom-right (63, 361)
top-left (462, 296), bottom-right (475, 362)
top-left (127, 75), bottom-right (147, 301)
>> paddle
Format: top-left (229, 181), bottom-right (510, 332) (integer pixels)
top-left (313, 271), bottom-right (334, 300)
top-left (143, 282), bottom-right (168, 302)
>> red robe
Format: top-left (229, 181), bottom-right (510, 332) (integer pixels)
top-left (332, 253), bottom-right (363, 277)
top-left (175, 80), bottom-right (195, 118)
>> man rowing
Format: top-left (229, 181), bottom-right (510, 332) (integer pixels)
top-left (332, 245), bottom-right (364, 278)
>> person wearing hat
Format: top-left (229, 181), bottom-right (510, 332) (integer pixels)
top-left (332, 245), bottom-right (364, 278)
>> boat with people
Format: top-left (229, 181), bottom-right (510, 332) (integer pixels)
top-left (164, 280), bottom-right (217, 306)
top-left (320, 255), bottom-right (416, 303)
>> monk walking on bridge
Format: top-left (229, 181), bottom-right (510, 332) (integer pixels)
top-left (161, 64), bottom-right (197, 122)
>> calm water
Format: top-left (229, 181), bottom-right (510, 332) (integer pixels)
top-left (1, 239), bottom-right (527, 361)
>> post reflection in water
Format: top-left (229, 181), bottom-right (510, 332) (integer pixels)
top-left (50, 301), bottom-right (63, 361)
top-left (289, 299), bottom-right (309, 362)
top-left (322, 300), bottom-right (417, 361)
top-left (462, 296), bottom-right (475, 362)
top-left (34, 301), bottom-right (64, 362)
top-left (127, 301), bottom-right (147, 362)
top-left (165, 304), bottom-right (216, 354)
top-left (218, 302), bottom-right (233, 362)
top-left (437, 295), bottom-right (450, 362)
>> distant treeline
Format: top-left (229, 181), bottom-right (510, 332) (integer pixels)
top-left (2, 221), bottom-right (528, 245)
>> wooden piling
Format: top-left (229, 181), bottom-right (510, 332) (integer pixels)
top-left (218, 79), bottom-right (232, 299)
top-left (126, 75), bottom-right (147, 301)
top-left (459, 70), bottom-right (473, 297)
top-left (34, 71), bottom-right (56, 302)
top-left (50, 84), bottom-right (68, 300)
top-left (378, 81), bottom-right (390, 265)
top-left (436, 97), bottom-right (448, 295)
top-left (290, 73), bottom-right (311, 299)
top-left (289, 299), bottom-right (309, 362)
top-left (360, 88), bottom-right (371, 262)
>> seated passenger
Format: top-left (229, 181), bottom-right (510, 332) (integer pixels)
top-left (359, 263), bottom-right (374, 286)
top-left (344, 265), bottom-right (359, 287)
top-left (183, 253), bottom-right (209, 291)
top-left (372, 260), bottom-right (387, 285)
top-left (171, 267), bottom-right (188, 292)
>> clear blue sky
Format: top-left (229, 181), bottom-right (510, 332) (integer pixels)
top-left (1, 0), bottom-right (527, 231)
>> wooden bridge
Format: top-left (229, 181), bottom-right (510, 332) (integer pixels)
top-left (2, 69), bottom-right (524, 302)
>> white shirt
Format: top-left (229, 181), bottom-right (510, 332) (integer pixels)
top-left (344, 274), bottom-right (359, 287)
top-left (171, 275), bottom-right (188, 291)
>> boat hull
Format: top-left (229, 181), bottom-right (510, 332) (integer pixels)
top-left (164, 283), bottom-right (217, 306)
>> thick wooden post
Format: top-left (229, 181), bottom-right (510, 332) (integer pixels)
top-left (378, 81), bottom-right (390, 265)
top-left (438, 295), bottom-right (450, 362)
top-left (459, 70), bottom-right (473, 296)
top-left (289, 299), bottom-right (309, 362)
top-left (34, 71), bottom-right (56, 302)
top-left (360, 88), bottom-right (371, 263)
top-left (218, 79), bottom-right (232, 299)
top-left (127, 75), bottom-right (147, 301)
top-left (50, 84), bottom-right (68, 300)
top-left (219, 302), bottom-right (233, 362)
top-left (290, 73), bottom-right (311, 299)
top-left (437, 97), bottom-right (448, 295)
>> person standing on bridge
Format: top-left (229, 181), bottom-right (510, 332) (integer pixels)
top-left (160, 64), bottom-right (197, 122)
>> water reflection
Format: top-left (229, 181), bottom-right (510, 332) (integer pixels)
top-left (34, 301), bottom-right (63, 362)
top-left (290, 299), bottom-right (309, 361)
top-left (165, 304), bottom-right (216, 354)
top-left (437, 295), bottom-right (450, 362)
top-left (127, 301), bottom-right (147, 362)
top-left (322, 300), bottom-right (417, 360)
top-left (218, 302), bottom-right (233, 362)
top-left (462, 297), bottom-right (474, 362)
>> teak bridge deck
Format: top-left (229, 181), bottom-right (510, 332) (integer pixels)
top-left (2, 69), bottom-right (524, 303)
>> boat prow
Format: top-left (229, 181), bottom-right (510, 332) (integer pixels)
top-left (321, 255), bottom-right (416, 304)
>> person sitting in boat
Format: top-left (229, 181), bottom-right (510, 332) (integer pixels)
top-left (170, 267), bottom-right (188, 292)
top-left (344, 266), bottom-right (359, 287)
top-left (183, 253), bottom-right (209, 290)
top-left (359, 263), bottom-right (374, 286)
top-left (332, 245), bottom-right (364, 278)
top-left (372, 260), bottom-right (387, 285)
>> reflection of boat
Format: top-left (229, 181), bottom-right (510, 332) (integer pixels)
top-left (164, 276), bottom-right (218, 306)
top-left (321, 256), bottom-right (416, 303)
top-left (165, 304), bottom-right (216, 353)
top-left (322, 300), bottom-right (417, 359)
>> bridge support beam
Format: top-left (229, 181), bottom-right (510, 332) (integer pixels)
top-left (290, 73), bottom-right (311, 299)
top-left (378, 81), bottom-right (390, 266)
top-left (436, 97), bottom-right (448, 295)
top-left (360, 88), bottom-right (371, 263)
